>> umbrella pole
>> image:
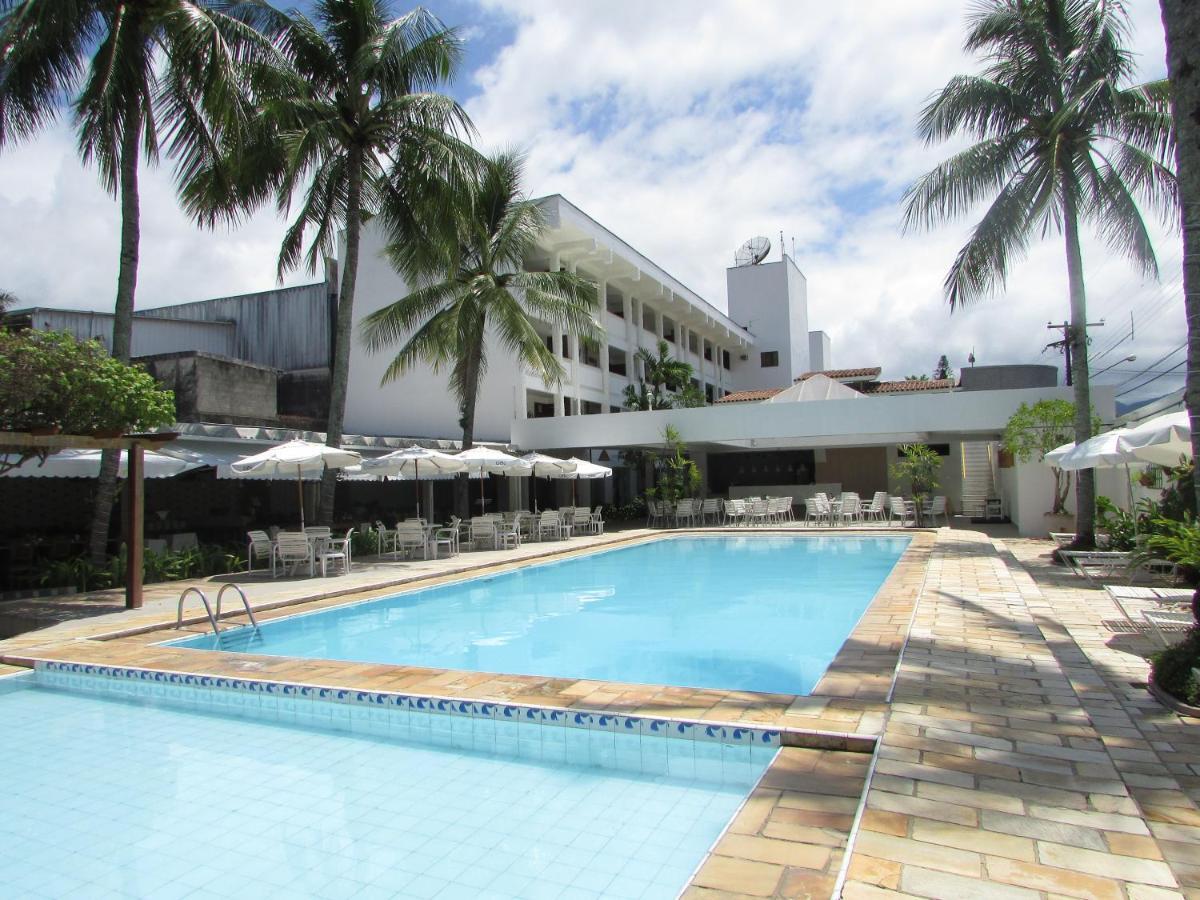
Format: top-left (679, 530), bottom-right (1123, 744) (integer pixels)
top-left (297, 464), bottom-right (305, 531)
top-left (415, 460), bottom-right (421, 520)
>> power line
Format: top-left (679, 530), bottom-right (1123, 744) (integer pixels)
top-left (1110, 342), bottom-right (1187, 389)
top-left (1116, 359), bottom-right (1187, 397)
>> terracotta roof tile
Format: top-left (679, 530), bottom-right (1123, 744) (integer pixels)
top-left (797, 367), bottom-right (882, 381)
top-left (860, 378), bottom-right (957, 394)
top-left (714, 388), bottom-right (785, 404)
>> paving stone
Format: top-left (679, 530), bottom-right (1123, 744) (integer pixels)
top-left (1037, 842), bottom-right (1178, 887)
top-left (867, 790), bottom-right (978, 827)
top-left (899, 864), bottom-right (1040, 900)
top-left (692, 856), bottom-right (783, 897)
top-left (853, 831), bottom-right (982, 878)
top-left (1027, 803), bottom-right (1152, 836)
top-left (979, 809), bottom-right (1107, 851)
top-left (713, 834), bottom-right (831, 870)
top-left (910, 818), bottom-right (1036, 861)
top-left (984, 857), bottom-right (1126, 900)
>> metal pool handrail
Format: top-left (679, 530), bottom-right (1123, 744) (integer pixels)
top-left (175, 584), bottom-right (259, 635)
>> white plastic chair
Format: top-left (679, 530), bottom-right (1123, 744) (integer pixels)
top-left (538, 510), bottom-right (565, 540)
top-left (246, 530), bottom-right (273, 572)
top-left (394, 521), bottom-right (428, 559)
top-left (318, 528), bottom-right (353, 576)
top-left (889, 497), bottom-right (915, 527)
top-left (923, 496), bottom-right (949, 526)
top-left (273, 532), bottom-right (314, 578)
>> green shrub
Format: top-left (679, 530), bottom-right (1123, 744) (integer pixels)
top-left (1150, 628), bottom-right (1200, 707)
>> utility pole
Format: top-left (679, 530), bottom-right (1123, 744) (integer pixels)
top-left (1046, 320), bottom-right (1104, 386)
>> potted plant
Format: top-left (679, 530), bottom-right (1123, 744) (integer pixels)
top-left (1002, 399), bottom-right (1095, 536)
top-left (890, 443), bottom-right (941, 523)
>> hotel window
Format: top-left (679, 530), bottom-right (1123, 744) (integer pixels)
top-left (704, 383), bottom-right (714, 403)
top-left (642, 307), bottom-right (656, 333)
top-left (581, 339), bottom-right (600, 368)
top-left (760, 351), bottom-right (779, 368)
top-left (581, 400), bottom-right (603, 415)
top-left (605, 291), bottom-right (624, 318)
top-left (662, 316), bottom-right (676, 343)
top-left (561, 335), bottom-right (571, 359)
top-left (722, 350), bottom-right (731, 370)
top-left (608, 347), bottom-right (627, 377)
top-left (688, 332), bottom-right (699, 355)
top-left (610, 405), bottom-right (622, 413)
top-left (703, 341), bottom-right (713, 362)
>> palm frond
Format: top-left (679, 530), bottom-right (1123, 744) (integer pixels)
top-left (917, 75), bottom-right (1026, 143)
top-left (1079, 151), bottom-right (1159, 278)
top-left (359, 279), bottom-right (462, 353)
top-left (902, 135), bottom-right (1025, 232)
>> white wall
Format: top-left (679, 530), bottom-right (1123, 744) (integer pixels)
top-left (808, 331), bottom-right (831, 372)
top-left (342, 221), bottom-right (523, 442)
top-left (725, 257), bottom-right (809, 391)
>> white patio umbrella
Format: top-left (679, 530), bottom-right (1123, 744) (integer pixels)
top-left (1046, 429), bottom-right (1137, 512)
top-left (360, 445), bottom-right (467, 517)
top-left (230, 439), bottom-right (361, 529)
top-left (514, 452), bottom-right (578, 511)
top-left (453, 446), bottom-right (532, 512)
top-left (561, 456), bottom-right (612, 505)
top-left (1118, 411), bottom-right (1192, 467)
top-left (0, 448), bottom-right (201, 479)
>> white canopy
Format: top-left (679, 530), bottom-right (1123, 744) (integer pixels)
top-left (453, 445), bottom-right (532, 474)
top-left (0, 448), bottom-right (201, 479)
top-left (562, 457), bottom-right (612, 480)
top-left (1045, 429), bottom-right (1133, 471)
top-left (230, 440), bottom-right (361, 529)
top-left (360, 445), bottom-right (467, 477)
top-left (766, 373), bottom-right (864, 403)
top-left (1118, 411), bottom-right (1192, 467)
top-left (516, 452), bottom-right (578, 478)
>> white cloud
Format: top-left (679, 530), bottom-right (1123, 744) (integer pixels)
top-left (0, 0), bottom-right (1183, 407)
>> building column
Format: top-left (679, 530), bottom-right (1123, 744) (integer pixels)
top-left (568, 261), bottom-right (581, 413)
top-left (597, 278), bottom-right (609, 407)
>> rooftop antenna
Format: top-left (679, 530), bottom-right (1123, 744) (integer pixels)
top-left (968, 348), bottom-right (976, 367)
top-left (734, 235), bottom-right (771, 267)
top-left (779, 230), bottom-right (784, 260)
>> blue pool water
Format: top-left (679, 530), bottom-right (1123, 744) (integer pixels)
top-left (179, 535), bottom-right (909, 695)
top-left (2, 670), bottom-right (769, 899)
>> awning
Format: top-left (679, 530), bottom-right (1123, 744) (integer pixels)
top-left (0, 448), bottom-right (201, 479)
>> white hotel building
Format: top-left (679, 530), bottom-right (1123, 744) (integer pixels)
top-left (5, 195), bottom-right (1118, 536)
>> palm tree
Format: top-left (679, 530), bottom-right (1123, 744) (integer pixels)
top-left (189, 0), bottom-right (475, 525)
top-left (628, 340), bottom-right (694, 409)
top-left (360, 150), bottom-right (599, 516)
top-left (1159, 0), bottom-right (1200, 516)
top-left (903, 0), bottom-right (1177, 547)
top-left (0, 1), bottom-right (266, 561)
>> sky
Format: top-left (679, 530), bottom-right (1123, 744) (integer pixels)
top-left (0, 0), bottom-right (1185, 407)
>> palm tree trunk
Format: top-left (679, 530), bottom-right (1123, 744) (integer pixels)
top-left (1161, 0), bottom-right (1200, 524)
top-left (1062, 189), bottom-right (1096, 547)
top-left (317, 145), bottom-right (364, 526)
top-left (455, 338), bottom-right (483, 518)
top-left (88, 111), bottom-right (142, 564)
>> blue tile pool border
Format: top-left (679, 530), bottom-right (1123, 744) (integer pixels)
top-left (33, 660), bottom-right (783, 784)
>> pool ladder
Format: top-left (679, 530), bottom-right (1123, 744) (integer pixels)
top-left (175, 584), bottom-right (260, 635)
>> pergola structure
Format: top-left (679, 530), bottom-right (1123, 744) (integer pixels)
top-left (0, 430), bottom-right (179, 609)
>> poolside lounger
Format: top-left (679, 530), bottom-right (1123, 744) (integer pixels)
top-left (247, 530), bottom-right (273, 572)
top-left (1103, 585), bottom-right (1194, 628)
top-left (1049, 532), bottom-right (1075, 548)
top-left (1059, 550), bottom-right (1133, 585)
top-left (1143, 609), bottom-right (1196, 647)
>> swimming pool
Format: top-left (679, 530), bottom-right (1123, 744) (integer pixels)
top-left (4, 665), bottom-right (775, 899)
top-left (178, 534), bottom-right (909, 695)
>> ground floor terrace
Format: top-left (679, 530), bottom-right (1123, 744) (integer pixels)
top-left (0, 524), bottom-right (1195, 899)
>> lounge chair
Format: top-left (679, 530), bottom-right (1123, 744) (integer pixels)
top-left (1143, 609), bottom-right (1196, 647)
top-left (1104, 585), bottom-right (1194, 630)
top-left (863, 492), bottom-right (887, 522)
top-left (889, 497), bottom-right (915, 527)
top-left (1059, 550), bottom-right (1134, 585)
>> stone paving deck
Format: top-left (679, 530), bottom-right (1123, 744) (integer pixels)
top-left (842, 530), bottom-right (1199, 900)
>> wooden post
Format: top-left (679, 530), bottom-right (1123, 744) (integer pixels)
top-left (125, 443), bottom-right (144, 609)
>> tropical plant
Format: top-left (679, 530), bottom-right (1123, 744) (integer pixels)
top-left (188, 0), bottom-right (475, 526)
top-left (891, 443), bottom-right (941, 499)
top-left (1161, 460), bottom-right (1197, 522)
top-left (1003, 399), bottom-right (1084, 516)
top-left (1095, 495), bottom-right (1162, 551)
top-left (624, 339), bottom-right (695, 410)
top-left (0, 0), bottom-right (268, 561)
top-left (1149, 627), bottom-right (1200, 707)
top-left (902, 0), bottom-right (1177, 548)
top-left (933, 354), bottom-right (954, 381)
top-left (1159, 0), bottom-right (1200, 521)
top-left (0, 330), bottom-right (175, 474)
top-left (360, 150), bottom-right (598, 516)
top-left (1133, 517), bottom-right (1200, 625)
top-left (904, 374), bottom-right (931, 382)
top-left (644, 425), bottom-right (701, 507)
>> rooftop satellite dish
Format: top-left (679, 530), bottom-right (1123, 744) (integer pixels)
top-left (734, 235), bottom-right (771, 266)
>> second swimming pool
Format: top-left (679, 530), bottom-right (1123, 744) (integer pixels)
top-left (176, 534), bottom-right (910, 695)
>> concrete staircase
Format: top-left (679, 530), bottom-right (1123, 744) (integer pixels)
top-left (959, 441), bottom-right (997, 517)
